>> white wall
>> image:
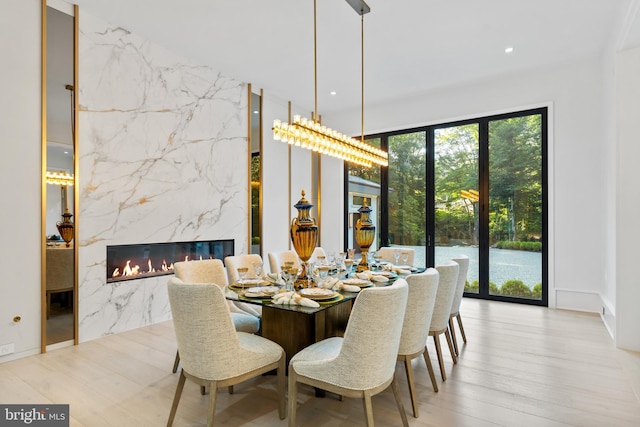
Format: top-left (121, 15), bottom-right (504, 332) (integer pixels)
top-left (0, 0), bottom-right (42, 362)
top-left (326, 58), bottom-right (610, 314)
top-left (615, 45), bottom-right (640, 351)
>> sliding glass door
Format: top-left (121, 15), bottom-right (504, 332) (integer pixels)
top-left (345, 108), bottom-right (547, 306)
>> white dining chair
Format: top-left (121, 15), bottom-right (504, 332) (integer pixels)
top-left (288, 279), bottom-right (409, 427)
top-left (449, 255), bottom-right (470, 356)
top-left (378, 247), bottom-right (415, 265)
top-left (171, 259), bottom-right (260, 374)
top-left (223, 254), bottom-right (264, 318)
top-left (267, 250), bottom-right (301, 274)
top-left (398, 268), bottom-right (440, 417)
top-left (166, 279), bottom-right (285, 426)
top-left (429, 260), bottom-right (460, 381)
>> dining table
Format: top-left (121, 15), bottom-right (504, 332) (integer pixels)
top-left (223, 265), bottom-right (420, 365)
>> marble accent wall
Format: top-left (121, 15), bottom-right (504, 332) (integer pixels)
top-left (77, 13), bottom-right (248, 342)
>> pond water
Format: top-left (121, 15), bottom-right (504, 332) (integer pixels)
top-left (394, 245), bottom-right (542, 288)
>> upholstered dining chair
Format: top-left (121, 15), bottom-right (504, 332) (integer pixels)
top-left (397, 268), bottom-right (440, 417)
top-left (429, 260), bottom-right (460, 382)
top-left (378, 247), bottom-right (415, 265)
top-left (288, 279), bottom-right (410, 427)
top-left (309, 246), bottom-right (327, 263)
top-left (267, 250), bottom-right (301, 274)
top-left (166, 279), bottom-right (285, 426)
top-left (171, 259), bottom-right (260, 374)
top-left (449, 255), bottom-right (470, 356)
top-left (223, 254), bottom-right (264, 318)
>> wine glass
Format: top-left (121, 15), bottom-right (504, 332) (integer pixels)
top-left (280, 266), bottom-right (291, 288)
top-left (253, 262), bottom-right (263, 278)
top-left (372, 250), bottom-right (382, 270)
top-left (287, 267), bottom-right (299, 291)
top-left (237, 267), bottom-right (248, 283)
top-left (401, 251), bottom-right (409, 266)
top-left (393, 248), bottom-right (401, 265)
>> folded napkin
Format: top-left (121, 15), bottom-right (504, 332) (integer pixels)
top-left (237, 277), bottom-right (264, 285)
top-left (318, 277), bottom-right (361, 293)
top-left (355, 272), bottom-right (389, 282)
top-left (382, 265), bottom-right (411, 275)
top-left (266, 273), bottom-right (285, 286)
top-left (271, 291), bottom-right (319, 308)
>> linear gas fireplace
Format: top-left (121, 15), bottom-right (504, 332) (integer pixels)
top-left (106, 239), bottom-right (234, 283)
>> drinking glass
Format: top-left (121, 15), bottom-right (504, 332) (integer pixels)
top-left (401, 251), bottom-right (409, 265)
top-left (253, 262), bottom-right (263, 278)
top-left (237, 267), bottom-right (248, 282)
top-left (280, 266), bottom-right (291, 288)
top-left (393, 249), bottom-right (401, 265)
top-left (287, 267), bottom-right (299, 291)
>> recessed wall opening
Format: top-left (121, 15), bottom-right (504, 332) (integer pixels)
top-left (106, 239), bottom-right (234, 283)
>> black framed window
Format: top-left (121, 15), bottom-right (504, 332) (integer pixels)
top-left (345, 108), bottom-right (547, 306)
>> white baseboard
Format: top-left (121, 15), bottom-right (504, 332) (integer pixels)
top-left (555, 288), bottom-right (602, 312)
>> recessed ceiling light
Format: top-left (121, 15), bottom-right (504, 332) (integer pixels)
top-left (253, 110), bottom-right (259, 114)
top-left (64, 151), bottom-right (69, 154)
top-left (330, 91), bottom-right (337, 96)
top-left (505, 46), bottom-right (514, 54)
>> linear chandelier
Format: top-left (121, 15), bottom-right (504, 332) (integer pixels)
top-left (272, 0), bottom-right (388, 168)
top-left (45, 170), bottom-right (74, 186)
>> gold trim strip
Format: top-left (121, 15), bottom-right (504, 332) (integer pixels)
top-left (40, 0), bottom-right (48, 354)
top-left (73, 3), bottom-right (79, 345)
top-left (258, 88), bottom-right (263, 256)
top-left (247, 83), bottom-right (252, 253)
top-left (287, 101), bottom-right (292, 250)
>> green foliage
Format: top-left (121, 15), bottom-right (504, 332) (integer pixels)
top-left (495, 241), bottom-right (541, 252)
top-left (465, 280), bottom-right (479, 293)
top-left (532, 283), bottom-right (542, 299)
top-left (499, 280), bottom-right (532, 297)
top-left (489, 281), bottom-right (499, 295)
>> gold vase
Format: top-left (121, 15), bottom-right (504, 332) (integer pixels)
top-left (355, 198), bottom-right (375, 272)
top-left (56, 208), bottom-right (74, 248)
top-left (290, 190), bottom-right (318, 286)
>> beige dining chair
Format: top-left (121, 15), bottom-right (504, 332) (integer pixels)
top-left (223, 254), bottom-right (264, 318)
top-left (398, 268), bottom-right (440, 417)
top-left (288, 279), bottom-right (410, 427)
top-left (449, 255), bottom-right (470, 356)
top-left (267, 250), bottom-right (301, 274)
top-left (309, 246), bottom-right (326, 263)
top-left (166, 279), bottom-right (285, 426)
top-left (429, 260), bottom-right (460, 381)
top-left (378, 247), bottom-right (415, 265)
top-left (171, 259), bottom-right (260, 374)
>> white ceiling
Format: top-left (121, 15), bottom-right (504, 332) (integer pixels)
top-left (68, 0), bottom-right (635, 117)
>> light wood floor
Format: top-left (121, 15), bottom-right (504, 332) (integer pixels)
top-left (1, 299), bottom-right (639, 426)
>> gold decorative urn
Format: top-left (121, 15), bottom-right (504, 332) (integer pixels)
top-left (290, 190), bottom-right (318, 286)
top-left (355, 198), bottom-right (375, 272)
top-left (56, 208), bottom-right (74, 248)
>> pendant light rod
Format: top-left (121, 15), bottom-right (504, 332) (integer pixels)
top-left (361, 13), bottom-right (365, 143)
top-left (313, 0), bottom-right (318, 122)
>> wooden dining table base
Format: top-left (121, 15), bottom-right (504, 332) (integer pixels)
top-left (260, 299), bottom-right (354, 366)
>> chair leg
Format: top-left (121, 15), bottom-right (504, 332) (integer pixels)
top-left (449, 317), bottom-right (459, 356)
top-left (433, 334), bottom-right (446, 381)
top-left (456, 313), bottom-right (467, 343)
top-left (206, 380), bottom-right (218, 427)
top-left (422, 347), bottom-right (438, 393)
top-left (390, 375), bottom-right (410, 427)
top-left (445, 328), bottom-right (458, 364)
top-left (363, 390), bottom-right (375, 427)
top-left (228, 386), bottom-right (233, 394)
top-left (402, 356), bottom-right (419, 417)
top-left (172, 350), bottom-right (180, 373)
top-left (287, 371), bottom-right (298, 427)
top-left (277, 355), bottom-right (286, 420)
top-left (167, 370), bottom-right (187, 426)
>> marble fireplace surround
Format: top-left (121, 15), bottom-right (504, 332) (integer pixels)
top-left (77, 12), bottom-right (248, 342)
